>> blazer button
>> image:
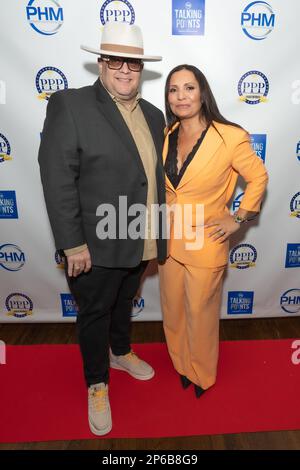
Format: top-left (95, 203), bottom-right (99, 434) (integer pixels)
top-left (141, 181), bottom-right (147, 187)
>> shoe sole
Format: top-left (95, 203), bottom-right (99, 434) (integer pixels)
top-left (88, 416), bottom-right (112, 436)
top-left (110, 363), bottom-right (155, 380)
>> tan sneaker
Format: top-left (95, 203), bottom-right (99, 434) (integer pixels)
top-left (88, 383), bottom-right (112, 436)
top-left (110, 350), bottom-right (154, 380)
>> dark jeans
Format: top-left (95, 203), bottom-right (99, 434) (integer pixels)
top-left (66, 261), bottom-right (148, 387)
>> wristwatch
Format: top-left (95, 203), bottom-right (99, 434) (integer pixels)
top-left (233, 214), bottom-right (247, 224)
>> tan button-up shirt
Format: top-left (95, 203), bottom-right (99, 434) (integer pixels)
top-left (65, 86), bottom-right (158, 261)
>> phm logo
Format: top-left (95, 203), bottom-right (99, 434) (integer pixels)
top-left (36, 66), bottom-right (68, 101)
top-left (0, 191), bottom-right (18, 219)
top-left (241, 1), bottom-right (275, 40)
top-left (296, 141), bottom-right (300, 162)
top-left (100, 0), bottom-right (135, 26)
top-left (280, 289), bottom-right (300, 314)
top-left (5, 293), bottom-right (33, 318)
top-left (55, 250), bottom-right (65, 269)
top-left (231, 192), bottom-right (245, 213)
top-left (250, 134), bottom-right (267, 162)
top-left (0, 244), bottom-right (26, 272)
top-left (131, 295), bottom-right (144, 317)
top-left (238, 71), bottom-right (269, 105)
top-left (230, 244), bottom-right (257, 269)
top-left (290, 192), bottom-right (300, 219)
top-left (0, 133), bottom-right (12, 164)
top-left (26, 0), bottom-right (64, 36)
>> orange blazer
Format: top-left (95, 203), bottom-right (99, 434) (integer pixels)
top-left (162, 121), bottom-right (268, 267)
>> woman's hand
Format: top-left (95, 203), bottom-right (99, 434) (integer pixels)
top-left (205, 214), bottom-right (241, 243)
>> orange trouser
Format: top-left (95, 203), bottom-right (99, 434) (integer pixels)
top-left (159, 255), bottom-right (225, 390)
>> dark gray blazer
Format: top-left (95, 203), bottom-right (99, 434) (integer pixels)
top-left (38, 79), bottom-right (167, 268)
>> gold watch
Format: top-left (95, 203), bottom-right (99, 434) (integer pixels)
top-left (233, 214), bottom-right (247, 224)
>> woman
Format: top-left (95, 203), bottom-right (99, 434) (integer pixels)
top-left (159, 65), bottom-right (268, 398)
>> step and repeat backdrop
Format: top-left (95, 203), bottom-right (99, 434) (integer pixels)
top-left (1, 0), bottom-right (300, 322)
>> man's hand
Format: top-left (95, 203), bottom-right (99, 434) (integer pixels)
top-left (67, 248), bottom-right (92, 277)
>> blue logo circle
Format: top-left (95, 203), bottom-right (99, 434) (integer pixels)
top-left (241, 2), bottom-right (275, 40)
top-left (238, 70), bottom-right (269, 105)
top-left (100, 0), bottom-right (135, 25)
top-left (26, 0), bottom-right (64, 36)
top-left (131, 296), bottom-right (144, 317)
top-left (0, 244), bottom-right (25, 271)
top-left (296, 141), bottom-right (300, 162)
top-left (232, 192), bottom-right (245, 213)
top-left (0, 133), bottom-right (11, 163)
top-left (36, 66), bottom-right (68, 100)
top-left (280, 289), bottom-right (300, 314)
top-left (55, 250), bottom-right (65, 268)
top-left (290, 192), bottom-right (300, 219)
top-left (5, 293), bottom-right (34, 318)
top-left (230, 243), bottom-right (257, 269)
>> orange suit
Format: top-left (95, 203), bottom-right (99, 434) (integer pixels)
top-left (159, 121), bottom-right (268, 389)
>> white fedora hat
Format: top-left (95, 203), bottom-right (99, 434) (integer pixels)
top-left (81, 22), bottom-right (162, 62)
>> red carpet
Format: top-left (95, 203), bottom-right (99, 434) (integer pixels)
top-left (0, 340), bottom-right (299, 443)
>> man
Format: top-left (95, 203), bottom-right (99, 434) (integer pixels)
top-left (38, 22), bottom-right (166, 436)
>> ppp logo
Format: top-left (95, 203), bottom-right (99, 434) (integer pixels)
top-left (100, 0), bottom-right (135, 25)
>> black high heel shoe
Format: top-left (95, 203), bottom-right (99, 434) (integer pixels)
top-left (194, 384), bottom-right (206, 398)
top-left (180, 375), bottom-right (192, 389)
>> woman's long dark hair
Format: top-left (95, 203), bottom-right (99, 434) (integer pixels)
top-left (165, 64), bottom-right (242, 131)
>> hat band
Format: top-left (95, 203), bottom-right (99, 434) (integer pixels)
top-left (101, 43), bottom-right (144, 55)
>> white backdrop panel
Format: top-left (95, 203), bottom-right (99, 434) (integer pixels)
top-left (0, 0), bottom-right (299, 322)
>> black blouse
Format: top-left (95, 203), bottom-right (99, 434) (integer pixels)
top-left (165, 126), bottom-right (209, 189)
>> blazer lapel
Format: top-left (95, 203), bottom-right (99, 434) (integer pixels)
top-left (175, 123), bottom-right (223, 190)
top-left (93, 80), bottom-right (145, 175)
top-left (163, 122), bottom-right (179, 191)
